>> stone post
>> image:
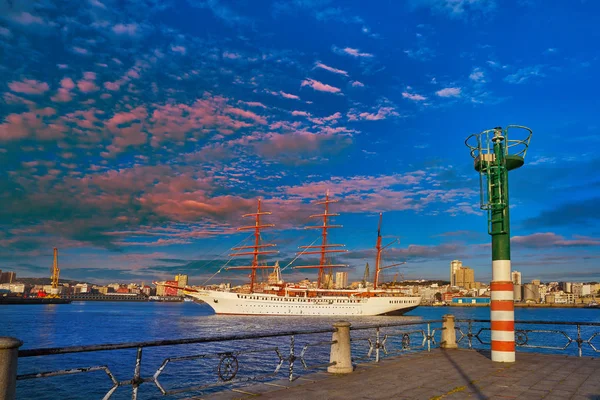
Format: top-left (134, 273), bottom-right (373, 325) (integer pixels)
top-left (440, 314), bottom-right (458, 349)
top-left (0, 337), bottom-right (22, 400)
top-left (328, 321), bottom-right (353, 374)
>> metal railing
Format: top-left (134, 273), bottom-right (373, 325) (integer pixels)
top-left (455, 319), bottom-right (600, 357)
top-left (9, 317), bottom-right (599, 399)
top-left (13, 320), bottom-right (443, 399)
top-left (350, 320), bottom-right (442, 363)
top-left (16, 327), bottom-right (336, 399)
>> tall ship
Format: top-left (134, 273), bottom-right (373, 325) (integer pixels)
top-left (172, 194), bottom-right (421, 316)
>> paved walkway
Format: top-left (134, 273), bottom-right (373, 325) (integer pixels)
top-left (197, 349), bottom-right (600, 400)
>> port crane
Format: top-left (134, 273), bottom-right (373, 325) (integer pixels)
top-left (51, 247), bottom-right (59, 289)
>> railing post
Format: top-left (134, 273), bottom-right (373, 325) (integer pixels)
top-left (440, 315), bottom-right (458, 349)
top-left (375, 327), bottom-right (380, 363)
top-left (0, 337), bottom-right (22, 400)
top-left (328, 322), bottom-right (352, 374)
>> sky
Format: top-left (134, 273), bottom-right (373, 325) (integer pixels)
top-left (1, 0), bottom-right (599, 286)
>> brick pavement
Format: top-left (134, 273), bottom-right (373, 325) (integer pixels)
top-left (195, 349), bottom-right (600, 400)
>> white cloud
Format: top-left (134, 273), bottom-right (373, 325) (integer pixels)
top-left (410, 0), bottom-right (497, 18)
top-left (504, 65), bottom-right (545, 84)
top-left (469, 68), bottom-right (485, 82)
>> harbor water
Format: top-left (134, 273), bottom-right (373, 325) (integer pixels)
top-left (2, 303), bottom-right (599, 399)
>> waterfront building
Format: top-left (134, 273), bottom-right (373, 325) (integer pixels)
top-left (513, 284), bottom-right (522, 302)
top-left (0, 283), bottom-right (25, 293)
top-left (572, 283), bottom-right (584, 297)
top-left (554, 292), bottom-right (577, 304)
top-left (523, 283), bottom-right (540, 303)
top-left (452, 297), bottom-right (490, 305)
top-left (531, 279), bottom-right (541, 286)
top-left (455, 267), bottom-right (475, 289)
top-left (538, 285), bottom-right (548, 303)
top-left (450, 260), bottom-right (462, 286)
top-left (335, 271), bottom-right (348, 289)
top-left (108, 283), bottom-right (121, 292)
top-left (511, 271), bottom-right (522, 285)
top-left (0, 271), bottom-right (16, 284)
top-left (582, 284), bottom-right (591, 296)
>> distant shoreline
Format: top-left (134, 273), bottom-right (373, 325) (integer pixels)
top-left (441, 303), bottom-right (597, 309)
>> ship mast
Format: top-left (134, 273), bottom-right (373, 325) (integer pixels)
top-left (295, 192), bottom-right (348, 288)
top-left (373, 213), bottom-right (406, 289)
top-left (226, 199), bottom-right (278, 293)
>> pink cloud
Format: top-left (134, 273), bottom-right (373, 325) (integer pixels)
top-left (104, 81), bottom-right (121, 91)
top-left (280, 91), bottom-right (300, 99)
top-left (292, 110), bottom-right (311, 117)
top-left (77, 80), bottom-right (99, 93)
top-left (60, 77), bottom-right (75, 90)
top-left (351, 81), bottom-right (365, 87)
top-left (314, 62), bottom-right (348, 76)
top-left (11, 12), bottom-right (46, 26)
top-left (352, 106), bottom-right (399, 121)
top-left (435, 87), bottom-right (462, 97)
top-left (113, 23), bottom-right (138, 35)
top-left (301, 78), bottom-right (341, 94)
top-left (402, 92), bottom-right (427, 101)
top-left (224, 107), bottom-right (267, 124)
top-left (8, 79), bottom-right (50, 95)
top-left (51, 89), bottom-right (73, 103)
top-left (335, 46), bottom-right (373, 58)
top-left (72, 47), bottom-right (88, 55)
top-left (0, 27), bottom-right (11, 38)
top-left (240, 101), bottom-right (267, 108)
top-left (255, 129), bottom-right (353, 165)
top-left (147, 95), bottom-right (263, 146)
top-left (267, 90), bottom-right (301, 100)
top-left (171, 45), bottom-right (186, 55)
top-left (3, 93), bottom-right (35, 106)
top-left (0, 108), bottom-right (62, 141)
top-left (223, 51), bottom-right (242, 59)
top-left (280, 176), bottom-right (426, 214)
top-left (512, 233), bottom-right (600, 248)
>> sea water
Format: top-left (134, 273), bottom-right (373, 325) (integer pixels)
top-left (2, 303), bottom-right (599, 399)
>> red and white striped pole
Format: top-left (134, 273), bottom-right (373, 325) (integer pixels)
top-left (489, 129), bottom-right (515, 362)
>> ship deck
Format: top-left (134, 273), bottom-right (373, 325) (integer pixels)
top-left (197, 349), bottom-right (600, 400)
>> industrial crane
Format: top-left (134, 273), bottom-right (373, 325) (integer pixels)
top-left (51, 247), bottom-right (59, 288)
top-left (49, 247), bottom-right (61, 297)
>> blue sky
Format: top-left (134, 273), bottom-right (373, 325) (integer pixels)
top-left (1, 0), bottom-right (599, 285)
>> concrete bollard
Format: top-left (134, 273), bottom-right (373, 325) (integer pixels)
top-left (0, 337), bottom-right (22, 400)
top-left (328, 321), bottom-right (353, 374)
top-left (440, 314), bottom-right (458, 349)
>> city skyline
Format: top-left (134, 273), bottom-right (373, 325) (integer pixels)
top-left (1, 0), bottom-right (599, 285)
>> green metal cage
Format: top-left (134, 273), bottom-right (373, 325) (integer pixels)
top-left (465, 125), bottom-right (532, 235)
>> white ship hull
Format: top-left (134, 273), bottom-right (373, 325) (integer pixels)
top-left (185, 289), bottom-right (420, 316)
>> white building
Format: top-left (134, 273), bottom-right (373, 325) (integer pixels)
top-left (450, 260), bottom-right (462, 286)
top-left (0, 283), bottom-right (25, 293)
top-left (511, 271), bottom-right (522, 285)
top-left (335, 272), bottom-right (348, 289)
